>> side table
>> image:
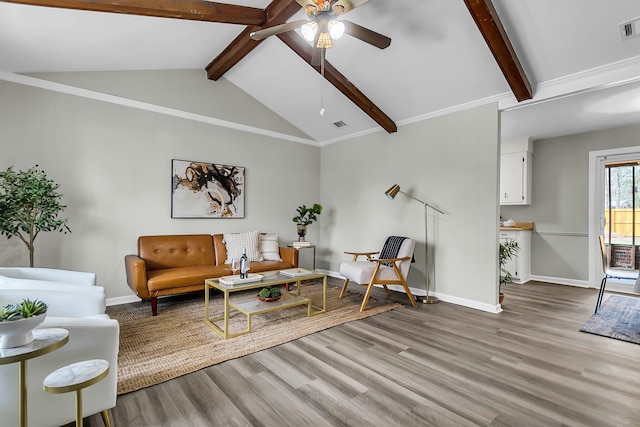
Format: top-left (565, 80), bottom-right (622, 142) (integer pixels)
top-left (0, 328), bottom-right (69, 427)
top-left (44, 359), bottom-right (111, 427)
top-left (288, 244), bottom-right (316, 270)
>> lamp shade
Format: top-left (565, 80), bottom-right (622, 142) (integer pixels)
top-left (385, 184), bottom-right (400, 199)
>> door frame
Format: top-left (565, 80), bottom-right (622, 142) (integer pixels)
top-left (589, 145), bottom-right (640, 288)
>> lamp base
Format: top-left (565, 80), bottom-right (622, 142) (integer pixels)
top-left (422, 296), bottom-right (439, 304)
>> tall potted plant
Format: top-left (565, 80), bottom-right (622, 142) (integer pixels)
top-left (292, 203), bottom-right (323, 241)
top-left (0, 165), bottom-right (71, 267)
top-left (499, 239), bottom-right (520, 305)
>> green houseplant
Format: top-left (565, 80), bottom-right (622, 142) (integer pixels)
top-left (0, 165), bottom-right (71, 267)
top-left (499, 239), bottom-right (520, 304)
top-left (257, 286), bottom-right (282, 302)
top-left (0, 298), bottom-right (48, 348)
top-left (0, 299), bottom-right (48, 321)
top-left (292, 203), bottom-right (323, 241)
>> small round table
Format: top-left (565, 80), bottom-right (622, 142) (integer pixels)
top-left (43, 359), bottom-right (110, 427)
top-left (0, 328), bottom-right (69, 427)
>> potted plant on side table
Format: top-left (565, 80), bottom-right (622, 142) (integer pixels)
top-left (292, 203), bottom-right (323, 242)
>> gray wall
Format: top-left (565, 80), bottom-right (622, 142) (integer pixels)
top-left (26, 69), bottom-right (310, 140)
top-left (0, 77), bottom-right (319, 301)
top-left (501, 123), bottom-right (640, 284)
top-left (320, 103), bottom-right (501, 310)
top-left (0, 72), bottom-right (502, 312)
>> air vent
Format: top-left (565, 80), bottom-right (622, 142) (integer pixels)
top-left (332, 120), bottom-right (347, 128)
top-left (619, 17), bottom-right (640, 40)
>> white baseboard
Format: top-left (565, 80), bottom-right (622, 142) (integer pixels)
top-left (107, 295), bottom-right (140, 307)
top-left (324, 270), bottom-right (503, 314)
top-left (530, 275), bottom-right (592, 288)
top-left (433, 292), bottom-right (503, 314)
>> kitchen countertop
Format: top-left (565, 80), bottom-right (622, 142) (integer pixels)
top-left (500, 221), bottom-right (534, 231)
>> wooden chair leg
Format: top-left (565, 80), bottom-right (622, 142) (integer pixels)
top-left (381, 284), bottom-right (391, 296)
top-left (360, 264), bottom-right (383, 312)
top-left (360, 283), bottom-right (376, 312)
top-left (399, 280), bottom-right (417, 307)
top-left (339, 278), bottom-right (350, 298)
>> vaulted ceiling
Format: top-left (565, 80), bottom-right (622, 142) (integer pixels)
top-left (1, 0), bottom-right (639, 144)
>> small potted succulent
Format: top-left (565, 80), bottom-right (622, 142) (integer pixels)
top-left (257, 286), bottom-right (282, 302)
top-left (0, 299), bottom-right (48, 348)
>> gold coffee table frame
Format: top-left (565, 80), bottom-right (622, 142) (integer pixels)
top-left (205, 270), bottom-right (327, 339)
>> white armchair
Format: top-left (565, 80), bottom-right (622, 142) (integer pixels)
top-left (339, 236), bottom-right (418, 312)
top-left (0, 268), bottom-right (119, 427)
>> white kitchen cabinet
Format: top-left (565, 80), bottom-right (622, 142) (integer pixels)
top-left (500, 151), bottom-right (532, 205)
top-left (499, 229), bottom-right (531, 283)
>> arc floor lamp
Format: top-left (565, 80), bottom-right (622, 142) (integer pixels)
top-left (385, 184), bottom-right (445, 304)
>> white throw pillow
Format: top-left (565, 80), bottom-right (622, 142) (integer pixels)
top-left (259, 233), bottom-right (282, 261)
top-left (223, 231), bottom-right (263, 263)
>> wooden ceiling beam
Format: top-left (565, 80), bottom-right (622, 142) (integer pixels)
top-left (0, 0), bottom-right (266, 24)
top-left (205, 0), bottom-right (301, 81)
top-left (463, 0), bottom-right (532, 102)
top-left (278, 31), bottom-right (397, 134)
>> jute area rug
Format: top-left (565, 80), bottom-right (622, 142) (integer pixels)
top-left (580, 295), bottom-right (640, 344)
top-left (109, 283), bottom-right (401, 395)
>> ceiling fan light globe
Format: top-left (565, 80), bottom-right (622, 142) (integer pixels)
top-left (316, 32), bottom-right (332, 48)
top-left (301, 21), bottom-right (318, 42)
top-left (328, 20), bottom-right (345, 39)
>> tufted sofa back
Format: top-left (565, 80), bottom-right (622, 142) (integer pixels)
top-left (138, 234), bottom-right (216, 270)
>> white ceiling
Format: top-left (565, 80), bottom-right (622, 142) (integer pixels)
top-left (1, 0), bottom-right (639, 144)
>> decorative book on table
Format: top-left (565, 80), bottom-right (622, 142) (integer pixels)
top-left (218, 273), bottom-right (263, 285)
top-left (280, 268), bottom-right (314, 277)
top-left (291, 241), bottom-right (311, 247)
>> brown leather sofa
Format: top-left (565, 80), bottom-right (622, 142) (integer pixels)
top-left (125, 234), bottom-right (298, 315)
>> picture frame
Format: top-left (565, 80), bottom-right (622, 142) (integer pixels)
top-left (171, 159), bottom-right (245, 218)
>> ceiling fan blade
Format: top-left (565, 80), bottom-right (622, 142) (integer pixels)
top-left (250, 20), bottom-right (308, 41)
top-left (333, 0), bottom-right (371, 14)
top-left (343, 20), bottom-right (391, 49)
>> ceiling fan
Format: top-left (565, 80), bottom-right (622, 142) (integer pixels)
top-left (250, 0), bottom-right (390, 65)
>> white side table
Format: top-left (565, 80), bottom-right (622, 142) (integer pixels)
top-left (43, 359), bottom-right (110, 427)
top-left (0, 328), bottom-right (69, 427)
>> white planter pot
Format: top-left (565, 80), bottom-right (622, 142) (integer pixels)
top-left (0, 313), bottom-right (47, 348)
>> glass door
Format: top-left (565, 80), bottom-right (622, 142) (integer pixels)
top-left (604, 160), bottom-right (640, 270)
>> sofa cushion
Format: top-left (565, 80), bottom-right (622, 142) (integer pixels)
top-left (259, 233), bottom-right (282, 261)
top-left (138, 235), bottom-right (215, 270)
top-left (147, 266), bottom-right (227, 292)
top-left (223, 230), bottom-right (263, 263)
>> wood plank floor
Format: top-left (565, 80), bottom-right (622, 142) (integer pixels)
top-left (73, 280), bottom-right (640, 427)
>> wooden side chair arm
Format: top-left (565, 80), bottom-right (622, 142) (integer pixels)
top-left (373, 256), bottom-right (410, 264)
top-left (344, 251), bottom-right (379, 261)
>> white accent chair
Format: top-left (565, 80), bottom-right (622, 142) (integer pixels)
top-left (0, 268), bottom-right (119, 427)
top-left (595, 236), bottom-right (639, 313)
top-left (339, 236), bottom-right (418, 312)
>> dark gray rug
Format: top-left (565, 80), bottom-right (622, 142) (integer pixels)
top-left (580, 295), bottom-right (640, 344)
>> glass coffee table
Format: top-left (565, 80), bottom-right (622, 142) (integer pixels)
top-left (204, 269), bottom-right (327, 339)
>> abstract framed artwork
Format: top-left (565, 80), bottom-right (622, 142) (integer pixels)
top-left (171, 159), bottom-right (245, 218)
